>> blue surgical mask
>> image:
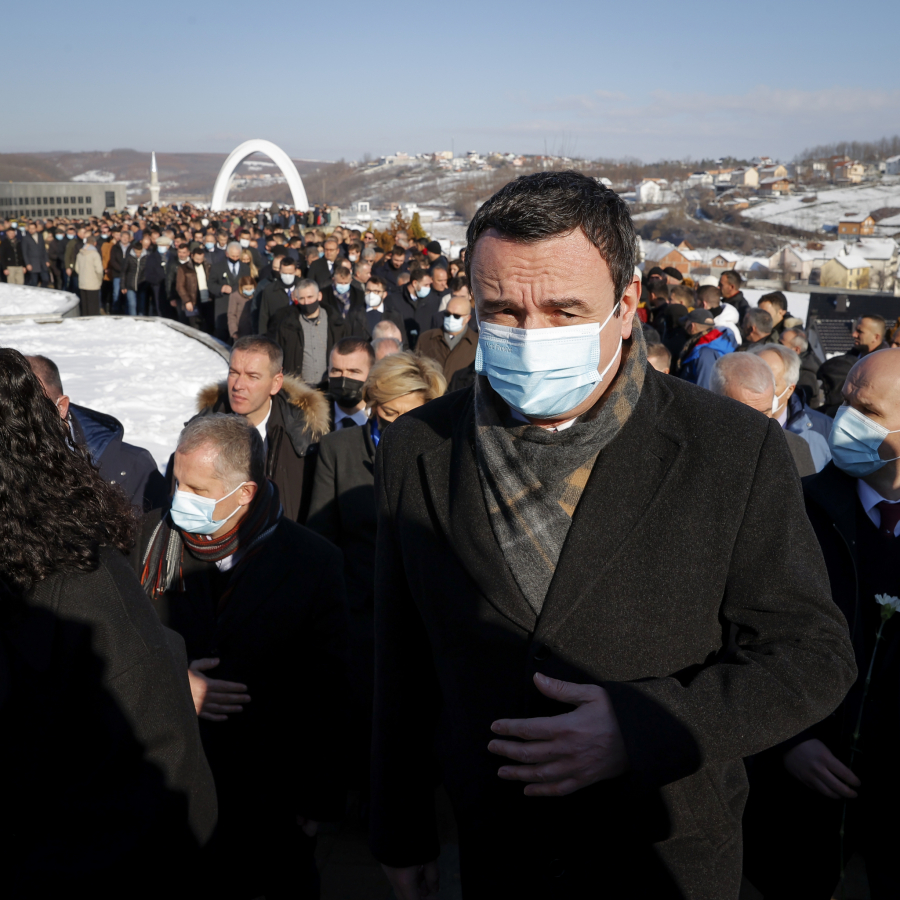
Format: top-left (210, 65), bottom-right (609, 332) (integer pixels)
top-left (334, 281), bottom-right (350, 295)
top-left (55, 234), bottom-right (64, 240)
top-left (475, 303), bottom-right (621, 419)
top-left (829, 405), bottom-right (900, 477)
top-left (241, 288), bottom-right (254, 297)
top-left (158, 245), bottom-right (168, 254)
top-left (318, 249), bottom-right (325, 257)
top-left (170, 481), bottom-right (247, 535)
top-left (416, 286), bottom-right (431, 299)
top-left (444, 314), bottom-right (465, 333)
top-left (205, 242), bottom-right (215, 251)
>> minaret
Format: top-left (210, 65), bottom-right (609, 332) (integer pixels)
top-left (149, 151), bottom-right (160, 206)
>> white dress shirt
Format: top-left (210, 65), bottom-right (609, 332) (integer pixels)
top-left (334, 401), bottom-right (368, 428)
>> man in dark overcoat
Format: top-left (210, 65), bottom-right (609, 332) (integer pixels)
top-left (369, 171), bottom-right (856, 900)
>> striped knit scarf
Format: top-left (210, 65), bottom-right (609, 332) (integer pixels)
top-left (474, 324), bottom-right (647, 615)
top-left (141, 479), bottom-right (283, 612)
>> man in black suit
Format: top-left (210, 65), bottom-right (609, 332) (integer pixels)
top-left (372, 244), bottom-right (408, 294)
top-left (135, 413), bottom-right (349, 900)
top-left (370, 171), bottom-right (855, 900)
top-left (817, 315), bottom-right (890, 417)
top-left (743, 347), bottom-right (900, 900)
top-left (307, 235), bottom-right (342, 289)
top-left (344, 275), bottom-right (408, 346)
top-left (257, 255), bottom-right (300, 335)
top-left (389, 267), bottom-right (441, 350)
top-left (321, 259), bottom-right (364, 322)
top-left (209, 242), bottom-right (250, 341)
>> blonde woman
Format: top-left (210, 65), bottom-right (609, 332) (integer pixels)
top-left (240, 248), bottom-right (258, 280)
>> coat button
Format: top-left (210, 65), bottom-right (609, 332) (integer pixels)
top-left (533, 644), bottom-right (551, 662)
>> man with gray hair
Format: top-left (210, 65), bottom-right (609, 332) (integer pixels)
top-left (711, 352), bottom-right (817, 476)
top-left (267, 277), bottom-right (342, 385)
top-left (209, 241), bottom-right (250, 341)
top-left (136, 412), bottom-right (349, 900)
top-left (740, 307), bottom-right (777, 350)
top-left (780, 326), bottom-right (821, 406)
top-left (750, 343), bottom-right (832, 472)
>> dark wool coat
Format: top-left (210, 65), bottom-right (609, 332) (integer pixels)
top-left (369, 367), bottom-right (855, 900)
top-left (266, 305), bottom-right (343, 383)
top-left (130, 516), bottom-right (351, 826)
top-left (195, 376), bottom-right (330, 523)
top-left (1, 547), bottom-right (217, 898)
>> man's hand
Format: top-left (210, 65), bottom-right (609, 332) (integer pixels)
top-left (488, 673), bottom-right (628, 796)
top-left (783, 738), bottom-right (860, 799)
top-left (187, 657), bottom-right (250, 722)
top-left (382, 861), bottom-right (439, 900)
top-left (26, 264), bottom-right (32, 272)
top-left (221, 284), bottom-right (232, 294)
top-left (297, 816), bottom-right (319, 837)
top-left (66, 267), bottom-right (72, 275)
top-left (185, 301), bottom-right (194, 312)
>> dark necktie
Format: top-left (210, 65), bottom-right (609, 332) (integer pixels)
top-left (876, 500), bottom-right (900, 538)
top-left (339, 418), bottom-right (358, 428)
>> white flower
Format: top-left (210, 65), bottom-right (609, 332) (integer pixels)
top-left (875, 594), bottom-right (900, 621)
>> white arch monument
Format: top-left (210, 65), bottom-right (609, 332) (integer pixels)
top-left (210, 139), bottom-right (309, 212)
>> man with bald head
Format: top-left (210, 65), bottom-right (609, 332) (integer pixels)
top-left (414, 294), bottom-right (478, 382)
top-left (710, 352), bottom-right (817, 476)
top-left (744, 348), bottom-right (900, 899)
top-left (818, 315), bottom-right (890, 416)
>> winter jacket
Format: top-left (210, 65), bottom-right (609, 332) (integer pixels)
top-left (74, 246), bottom-right (104, 291)
top-left (193, 377), bottom-right (331, 523)
top-left (0, 236), bottom-right (25, 268)
top-left (267, 304), bottom-right (343, 382)
top-left (783, 395), bottom-right (831, 473)
top-left (64, 236), bottom-right (84, 270)
top-left (120, 248), bottom-right (150, 292)
top-left (106, 242), bottom-right (129, 279)
top-left (678, 327), bottom-right (736, 389)
top-left (21, 232), bottom-right (48, 272)
top-left (175, 260), bottom-right (212, 310)
top-left (712, 302), bottom-right (742, 346)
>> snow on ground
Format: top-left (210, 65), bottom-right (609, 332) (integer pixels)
top-left (741, 180), bottom-right (900, 232)
top-left (0, 317), bottom-right (227, 471)
top-left (631, 207), bottom-right (669, 222)
top-left (0, 283), bottom-right (79, 315)
top-left (744, 288), bottom-right (810, 326)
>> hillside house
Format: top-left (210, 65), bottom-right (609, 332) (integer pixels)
top-left (758, 164), bottom-right (788, 181)
top-left (730, 167), bottom-right (759, 188)
top-left (636, 180), bottom-right (663, 203)
top-left (643, 241), bottom-right (692, 274)
top-left (834, 161), bottom-right (866, 184)
top-left (686, 171), bottom-right (714, 187)
top-left (759, 177), bottom-right (792, 196)
top-left (820, 250), bottom-right (871, 290)
top-left (838, 214), bottom-right (875, 237)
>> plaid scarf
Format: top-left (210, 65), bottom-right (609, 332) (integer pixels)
top-left (141, 479), bottom-right (283, 612)
top-left (474, 325), bottom-right (647, 615)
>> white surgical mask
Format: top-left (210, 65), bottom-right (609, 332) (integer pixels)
top-left (281, 272), bottom-right (295, 285)
top-left (365, 292), bottom-right (383, 309)
top-left (444, 314), bottom-right (465, 333)
top-left (772, 385), bottom-right (791, 414)
top-left (240, 239), bottom-right (250, 248)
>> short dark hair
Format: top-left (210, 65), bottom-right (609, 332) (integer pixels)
top-left (861, 314), bottom-right (887, 337)
top-left (697, 285), bottom-right (720, 307)
top-left (279, 255), bottom-right (297, 268)
top-left (646, 343), bottom-right (672, 369)
top-left (466, 170), bottom-right (636, 302)
top-left (391, 245), bottom-right (406, 257)
top-left (333, 336), bottom-right (375, 363)
top-left (745, 308), bottom-right (773, 335)
top-left (231, 335), bottom-right (284, 373)
top-left (333, 260), bottom-right (352, 278)
top-left (721, 270), bottom-right (742, 289)
top-left (26, 354), bottom-right (64, 399)
top-left (669, 284), bottom-right (694, 307)
top-left (650, 281), bottom-right (670, 300)
top-left (759, 291), bottom-right (788, 313)
top-left (409, 267), bottom-right (429, 283)
top-left (366, 276), bottom-right (386, 290)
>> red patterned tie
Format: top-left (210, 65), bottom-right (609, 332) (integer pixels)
top-left (876, 500), bottom-right (900, 538)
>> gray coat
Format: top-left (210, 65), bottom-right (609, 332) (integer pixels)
top-left (21, 231), bottom-right (48, 272)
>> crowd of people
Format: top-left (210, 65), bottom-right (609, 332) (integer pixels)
top-left (1, 171), bottom-right (899, 899)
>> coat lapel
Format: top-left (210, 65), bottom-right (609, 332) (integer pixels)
top-left (421, 392), bottom-right (537, 633)
top-left (535, 372), bottom-right (683, 642)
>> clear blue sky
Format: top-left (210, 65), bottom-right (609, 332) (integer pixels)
top-left (4, 0), bottom-right (898, 163)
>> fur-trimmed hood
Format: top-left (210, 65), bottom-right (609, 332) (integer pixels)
top-left (197, 374), bottom-right (331, 446)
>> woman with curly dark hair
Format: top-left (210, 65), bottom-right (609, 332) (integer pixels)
top-left (0, 348), bottom-right (217, 898)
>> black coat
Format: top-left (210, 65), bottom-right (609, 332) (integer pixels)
top-left (70, 404), bottom-right (167, 513)
top-left (256, 277), bottom-right (297, 335)
top-left (817, 344), bottom-right (888, 417)
top-left (321, 282), bottom-right (364, 321)
top-left (372, 258), bottom-right (407, 293)
top-left (21, 232), bottom-right (48, 272)
top-left (208, 260), bottom-right (251, 340)
top-left (370, 368), bottom-right (855, 898)
top-left (0, 236), bottom-right (25, 269)
top-left (343, 297), bottom-right (409, 346)
top-left (388, 288), bottom-right (442, 349)
top-left (307, 420), bottom-right (378, 613)
top-left (120, 248), bottom-right (150, 292)
top-left (307, 256), bottom-right (338, 290)
top-left (106, 242), bottom-right (129, 278)
top-left (194, 377), bottom-right (330, 524)
top-left (1, 546), bottom-right (217, 897)
top-left (267, 305), bottom-right (342, 383)
top-left (131, 515), bottom-right (350, 825)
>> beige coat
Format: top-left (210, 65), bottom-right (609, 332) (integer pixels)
top-left (74, 246), bottom-right (104, 290)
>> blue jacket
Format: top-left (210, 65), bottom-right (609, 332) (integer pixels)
top-left (785, 393), bottom-right (832, 441)
top-left (679, 329), bottom-right (736, 390)
top-left (784, 395), bottom-right (831, 472)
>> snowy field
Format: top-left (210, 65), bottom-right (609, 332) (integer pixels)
top-left (0, 317), bottom-right (227, 470)
top-left (0, 283), bottom-right (79, 316)
top-left (742, 180), bottom-right (900, 232)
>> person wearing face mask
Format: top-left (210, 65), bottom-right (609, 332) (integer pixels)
top-left (228, 275), bottom-right (257, 342)
top-left (415, 294), bottom-right (479, 382)
top-left (344, 275), bottom-right (409, 346)
top-left (107, 229), bottom-right (132, 313)
top-left (390, 267), bottom-right (442, 350)
top-left (176, 247), bottom-right (213, 330)
top-left (267, 278), bottom-right (342, 387)
top-left (743, 347), bottom-right (900, 900)
top-left (321, 259), bottom-right (364, 321)
top-left (47, 227), bottom-right (68, 289)
top-left (750, 343), bottom-right (832, 472)
top-left (307, 236), bottom-right (343, 290)
top-left (710, 352), bottom-right (817, 476)
top-left (237, 229), bottom-right (263, 269)
top-left (370, 171), bottom-right (853, 900)
top-left (323, 337), bottom-right (374, 430)
top-left (308, 350), bottom-right (445, 801)
top-left (135, 413), bottom-right (350, 900)
top-left (256, 255), bottom-right (299, 335)
top-left (209, 242), bottom-right (250, 342)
